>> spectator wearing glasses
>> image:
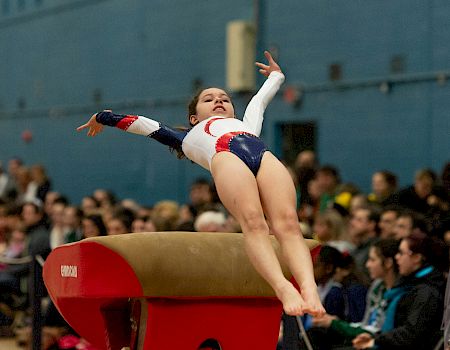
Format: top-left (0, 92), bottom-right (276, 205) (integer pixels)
top-left (353, 231), bottom-right (447, 349)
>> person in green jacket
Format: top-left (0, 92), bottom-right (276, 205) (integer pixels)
top-left (311, 239), bottom-right (402, 348)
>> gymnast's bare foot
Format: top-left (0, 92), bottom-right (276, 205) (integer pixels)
top-left (300, 285), bottom-right (325, 317)
top-left (275, 282), bottom-right (306, 316)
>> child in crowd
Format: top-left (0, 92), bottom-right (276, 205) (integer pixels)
top-left (77, 51), bottom-right (324, 317)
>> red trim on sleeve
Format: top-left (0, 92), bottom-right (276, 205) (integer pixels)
top-left (117, 115), bottom-right (138, 130)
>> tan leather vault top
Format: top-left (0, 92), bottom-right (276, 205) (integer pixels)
top-left (84, 231), bottom-right (319, 297)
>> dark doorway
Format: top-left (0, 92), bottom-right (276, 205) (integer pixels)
top-left (276, 122), bottom-right (316, 165)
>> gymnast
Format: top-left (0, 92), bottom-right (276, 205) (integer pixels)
top-left (77, 51), bottom-right (325, 317)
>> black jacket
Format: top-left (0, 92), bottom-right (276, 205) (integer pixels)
top-left (375, 266), bottom-right (446, 350)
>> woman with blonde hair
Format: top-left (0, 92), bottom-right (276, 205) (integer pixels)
top-left (151, 200), bottom-right (180, 231)
top-left (313, 209), bottom-right (354, 253)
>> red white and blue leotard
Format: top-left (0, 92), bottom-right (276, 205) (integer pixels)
top-left (96, 71), bottom-right (284, 175)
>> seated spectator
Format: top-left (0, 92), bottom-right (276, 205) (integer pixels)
top-left (186, 178), bottom-right (214, 217)
top-left (21, 201), bottom-right (51, 258)
top-left (0, 202), bottom-right (50, 312)
top-left (131, 216), bottom-right (147, 232)
top-left (93, 189), bottom-right (117, 212)
top-left (43, 192), bottom-right (66, 224)
top-left (29, 164), bottom-right (51, 203)
top-left (333, 253), bottom-right (368, 322)
top-left (316, 165), bottom-right (341, 213)
top-left (2, 157), bottom-right (23, 202)
top-left (81, 215), bottom-right (107, 238)
top-left (105, 212), bottom-right (133, 236)
top-left (63, 206), bottom-right (83, 243)
top-left (176, 204), bottom-right (196, 231)
top-left (378, 205), bottom-right (401, 239)
top-left (14, 167), bottom-right (38, 205)
top-left (2, 204), bottom-right (22, 244)
top-left (0, 221), bottom-right (27, 327)
top-left (352, 231), bottom-right (447, 349)
top-left (368, 170), bottom-right (398, 207)
top-left (194, 211), bottom-right (226, 232)
top-left (80, 196), bottom-right (100, 216)
top-left (151, 200), bottom-right (180, 231)
top-left (297, 177), bottom-right (322, 227)
top-left (312, 209), bottom-right (354, 253)
top-left (48, 201), bottom-right (68, 250)
top-left (0, 222), bottom-right (27, 270)
top-left (393, 209), bottom-right (428, 240)
top-left (348, 205), bottom-right (380, 282)
top-left (311, 239), bottom-right (401, 349)
top-left (349, 194), bottom-right (369, 216)
top-left (314, 246), bottom-right (349, 318)
top-left (394, 168), bottom-right (437, 214)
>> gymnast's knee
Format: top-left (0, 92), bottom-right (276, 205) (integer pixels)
top-left (239, 210), bottom-right (269, 234)
top-left (269, 210), bottom-right (301, 239)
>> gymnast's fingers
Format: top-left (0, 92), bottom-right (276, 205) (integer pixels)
top-left (264, 50), bottom-right (274, 63)
top-left (255, 61), bottom-right (269, 70)
top-left (76, 123), bottom-right (89, 132)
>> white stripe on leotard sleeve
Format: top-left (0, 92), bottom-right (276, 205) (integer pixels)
top-left (126, 116), bottom-right (161, 136)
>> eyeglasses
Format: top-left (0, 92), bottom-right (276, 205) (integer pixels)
top-left (397, 249), bottom-right (413, 256)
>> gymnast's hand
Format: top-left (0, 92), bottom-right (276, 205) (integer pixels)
top-left (255, 50), bottom-right (282, 77)
top-left (77, 111), bottom-right (107, 136)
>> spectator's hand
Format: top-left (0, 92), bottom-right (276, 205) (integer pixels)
top-left (352, 333), bottom-right (374, 349)
top-left (255, 51), bottom-right (282, 77)
top-left (77, 111), bottom-right (108, 136)
top-left (312, 313), bottom-right (337, 328)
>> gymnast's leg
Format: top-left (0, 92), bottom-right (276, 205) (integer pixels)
top-left (211, 152), bottom-right (306, 316)
top-left (256, 151), bottom-right (324, 317)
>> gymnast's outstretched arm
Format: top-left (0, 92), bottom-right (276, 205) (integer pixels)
top-left (77, 111), bottom-right (187, 151)
top-left (243, 51), bottom-right (285, 136)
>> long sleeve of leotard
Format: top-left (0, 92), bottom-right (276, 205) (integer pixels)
top-left (95, 111), bottom-right (187, 152)
top-left (242, 70), bottom-right (285, 136)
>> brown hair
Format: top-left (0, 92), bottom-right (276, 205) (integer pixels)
top-left (405, 230), bottom-right (448, 272)
top-left (372, 238), bottom-right (400, 273)
top-left (377, 170), bottom-right (398, 190)
top-left (187, 89), bottom-right (203, 126)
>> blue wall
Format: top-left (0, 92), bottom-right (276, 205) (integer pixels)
top-left (0, 0), bottom-right (448, 205)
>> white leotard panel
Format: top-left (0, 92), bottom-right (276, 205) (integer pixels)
top-left (182, 71), bottom-right (285, 170)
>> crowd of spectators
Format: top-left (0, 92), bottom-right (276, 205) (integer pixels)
top-left (0, 153), bottom-right (448, 349)
top-left (279, 152), bottom-right (449, 350)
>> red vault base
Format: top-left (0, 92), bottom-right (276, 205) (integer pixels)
top-left (43, 233), bottom-right (320, 350)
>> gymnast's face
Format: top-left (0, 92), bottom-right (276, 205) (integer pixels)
top-left (189, 88), bottom-right (235, 126)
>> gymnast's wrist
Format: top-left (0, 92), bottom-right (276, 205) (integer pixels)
top-left (268, 70), bottom-right (285, 82)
